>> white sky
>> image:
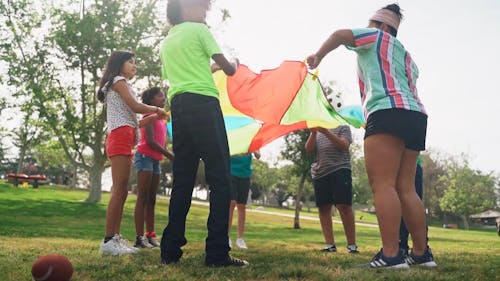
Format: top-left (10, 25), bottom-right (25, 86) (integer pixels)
top-left (207, 0), bottom-right (500, 174)
top-left (2, 0), bottom-right (499, 176)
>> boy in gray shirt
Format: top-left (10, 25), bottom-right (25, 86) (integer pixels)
top-left (305, 125), bottom-right (358, 253)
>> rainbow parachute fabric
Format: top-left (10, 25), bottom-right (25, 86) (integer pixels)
top-left (168, 61), bottom-right (364, 155)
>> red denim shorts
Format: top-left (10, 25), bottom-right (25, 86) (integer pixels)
top-left (106, 126), bottom-right (136, 157)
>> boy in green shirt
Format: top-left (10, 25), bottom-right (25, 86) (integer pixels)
top-left (159, 0), bottom-right (247, 267)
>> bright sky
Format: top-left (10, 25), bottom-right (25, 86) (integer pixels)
top-left (206, 0), bottom-right (500, 174)
top-left (2, 0), bottom-right (499, 177)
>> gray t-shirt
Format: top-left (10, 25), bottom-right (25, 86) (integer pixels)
top-left (310, 125), bottom-right (352, 180)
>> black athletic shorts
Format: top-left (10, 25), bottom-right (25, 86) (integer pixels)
top-left (230, 175), bottom-right (250, 204)
top-left (364, 108), bottom-right (427, 151)
top-left (313, 168), bottom-right (353, 207)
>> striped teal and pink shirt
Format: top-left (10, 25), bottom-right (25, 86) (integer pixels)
top-left (347, 28), bottom-right (426, 117)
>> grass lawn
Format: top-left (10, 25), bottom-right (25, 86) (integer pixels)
top-left (0, 183), bottom-right (498, 281)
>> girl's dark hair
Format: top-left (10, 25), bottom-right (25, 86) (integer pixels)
top-left (97, 50), bottom-right (135, 103)
top-left (383, 3), bottom-right (403, 20)
top-left (371, 3), bottom-right (403, 37)
top-left (167, 0), bottom-right (212, 25)
top-left (383, 3), bottom-right (403, 37)
top-left (167, 0), bottom-right (182, 25)
top-left (141, 87), bottom-right (163, 105)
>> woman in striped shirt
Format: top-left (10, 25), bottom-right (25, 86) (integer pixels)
top-left (307, 3), bottom-right (436, 268)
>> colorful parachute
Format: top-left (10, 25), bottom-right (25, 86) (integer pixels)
top-left (168, 60), bottom-right (364, 155)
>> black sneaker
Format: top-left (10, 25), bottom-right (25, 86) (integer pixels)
top-left (368, 249), bottom-right (409, 269)
top-left (147, 236), bottom-right (160, 247)
top-left (399, 246), bottom-right (409, 259)
top-left (134, 235), bottom-right (153, 248)
top-left (347, 244), bottom-right (359, 254)
top-left (205, 256), bottom-right (249, 267)
top-left (405, 247), bottom-right (437, 267)
top-left (320, 245), bottom-right (337, 252)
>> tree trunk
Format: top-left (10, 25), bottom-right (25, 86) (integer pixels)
top-left (293, 171), bottom-right (307, 229)
top-left (16, 147), bottom-right (26, 175)
top-left (13, 147), bottom-right (27, 186)
top-left (71, 164), bottom-right (78, 189)
top-left (85, 164), bottom-right (103, 202)
top-left (461, 215), bottom-right (470, 230)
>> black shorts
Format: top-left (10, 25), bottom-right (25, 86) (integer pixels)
top-left (313, 169), bottom-right (353, 207)
top-left (364, 109), bottom-right (427, 151)
top-left (230, 175), bottom-right (250, 204)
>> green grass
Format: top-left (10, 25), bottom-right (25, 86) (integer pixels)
top-left (0, 183), bottom-right (498, 281)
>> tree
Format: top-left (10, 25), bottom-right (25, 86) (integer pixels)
top-left (9, 111), bottom-right (47, 175)
top-left (350, 143), bottom-right (372, 206)
top-left (0, 126), bottom-right (15, 177)
top-left (1, 0), bottom-right (168, 202)
top-left (48, 0), bottom-right (168, 202)
top-left (419, 151), bottom-right (449, 220)
top-left (271, 182), bottom-right (292, 207)
top-left (0, 0), bottom-right (51, 177)
top-left (0, 92), bottom-right (6, 114)
top-left (32, 139), bottom-right (74, 185)
top-left (280, 130), bottom-right (314, 229)
top-left (270, 165), bottom-right (298, 208)
top-left (439, 158), bottom-right (498, 229)
top-left (249, 181), bottom-right (263, 201)
top-left (251, 159), bottom-right (275, 204)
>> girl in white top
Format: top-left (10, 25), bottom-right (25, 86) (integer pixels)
top-left (97, 50), bottom-right (168, 255)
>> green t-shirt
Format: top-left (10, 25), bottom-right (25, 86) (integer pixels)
top-left (417, 155), bottom-right (422, 167)
top-left (159, 22), bottom-right (222, 102)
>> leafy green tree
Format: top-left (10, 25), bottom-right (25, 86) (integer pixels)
top-left (251, 159), bottom-right (275, 203)
top-left (49, 0), bottom-right (168, 202)
top-left (32, 139), bottom-right (74, 185)
top-left (0, 0), bottom-right (50, 175)
top-left (419, 152), bottom-right (448, 220)
top-left (0, 127), bottom-right (13, 176)
top-left (1, 0), bottom-right (168, 202)
top-left (349, 143), bottom-right (371, 206)
top-left (300, 178), bottom-right (315, 212)
top-left (271, 181), bottom-right (293, 207)
top-left (10, 112), bottom-right (47, 175)
top-left (439, 156), bottom-right (498, 229)
top-left (0, 93), bottom-right (5, 114)
top-left (268, 165), bottom-right (299, 207)
top-left (249, 181), bottom-right (263, 201)
top-left (251, 161), bottom-right (297, 207)
top-left (281, 130), bottom-right (314, 228)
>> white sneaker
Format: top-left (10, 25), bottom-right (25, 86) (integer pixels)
top-left (235, 238), bottom-right (248, 249)
top-left (146, 236), bottom-right (160, 247)
top-left (100, 235), bottom-right (136, 255)
top-left (228, 238), bottom-right (232, 249)
top-left (117, 235), bottom-right (139, 253)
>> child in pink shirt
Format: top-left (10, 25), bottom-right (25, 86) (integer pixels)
top-left (133, 87), bottom-right (174, 248)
